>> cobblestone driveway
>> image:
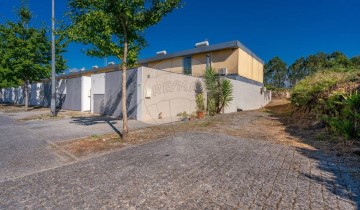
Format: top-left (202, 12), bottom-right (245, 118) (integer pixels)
top-left (0, 132), bottom-right (358, 209)
top-left (0, 112), bottom-right (149, 182)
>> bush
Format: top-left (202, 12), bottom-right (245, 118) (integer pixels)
top-left (291, 68), bottom-right (360, 140)
top-left (204, 68), bottom-right (233, 115)
top-left (195, 93), bottom-right (205, 112)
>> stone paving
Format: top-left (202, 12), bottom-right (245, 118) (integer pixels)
top-left (0, 132), bottom-right (358, 209)
top-left (0, 112), bottom-right (150, 181)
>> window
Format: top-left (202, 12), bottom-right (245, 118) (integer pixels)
top-left (183, 56), bottom-right (192, 75)
top-left (206, 53), bottom-right (211, 69)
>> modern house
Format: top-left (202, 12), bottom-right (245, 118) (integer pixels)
top-left (0, 40), bottom-right (271, 122)
top-left (138, 40), bottom-right (264, 84)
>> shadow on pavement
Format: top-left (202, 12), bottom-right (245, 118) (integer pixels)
top-left (266, 101), bottom-right (360, 209)
top-left (70, 116), bottom-right (122, 136)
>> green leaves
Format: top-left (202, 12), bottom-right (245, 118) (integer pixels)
top-left (204, 67), bottom-right (234, 115)
top-left (268, 52), bottom-right (359, 88)
top-left (66, 0), bottom-right (182, 65)
top-left (264, 57), bottom-right (287, 88)
top-left (0, 6), bottom-right (67, 88)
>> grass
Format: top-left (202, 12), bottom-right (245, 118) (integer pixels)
top-left (291, 68), bottom-right (360, 140)
top-left (0, 104), bottom-right (48, 113)
top-left (55, 99), bottom-right (316, 159)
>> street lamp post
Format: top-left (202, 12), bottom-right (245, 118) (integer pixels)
top-left (51, 0), bottom-right (56, 116)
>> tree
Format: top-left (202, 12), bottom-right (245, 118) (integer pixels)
top-left (288, 57), bottom-right (306, 87)
top-left (327, 51), bottom-right (351, 68)
top-left (264, 57), bottom-right (287, 88)
top-left (350, 56), bottom-right (360, 68)
top-left (204, 68), bottom-right (233, 115)
top-left (0, 7), bottom-right (66, 110)
top-left (67, 0), bottom-right (182, 139)
top-left (305, 52), bottom-right (327, 73)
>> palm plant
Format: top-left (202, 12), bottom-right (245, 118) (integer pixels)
top-left (204, 68), bottom-right (233, 115)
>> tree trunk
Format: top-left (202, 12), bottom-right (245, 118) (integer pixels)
top-left (24, 80), bottom-right (29, 111)
top-left (121, 39), bottom-right (129, 139)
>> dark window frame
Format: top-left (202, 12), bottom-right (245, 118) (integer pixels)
top-left (183, 56), bottom-right (192, 75)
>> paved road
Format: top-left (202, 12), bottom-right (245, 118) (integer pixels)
top-left (0, 132), bottom-right (358, 209)
top-left (0, 112), bottom-right (150, 181)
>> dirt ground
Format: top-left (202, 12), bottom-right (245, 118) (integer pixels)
top-left (0, 104), bottom-right (48, 113)
top-left (54, 99), bottom-right (360, 166)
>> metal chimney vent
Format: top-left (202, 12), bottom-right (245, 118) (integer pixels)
top-left (156, 50), bottom-right (167, 55)
top-left (195, 41), bottom-right (209, 48)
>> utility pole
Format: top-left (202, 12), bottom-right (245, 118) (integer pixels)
top-left (51, 0), bottom-right (56, 116)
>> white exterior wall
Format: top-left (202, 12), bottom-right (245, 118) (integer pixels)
top-left (0, 89), bottom-right (3, 103)
top-left (81, 76), bottom-right (91, 112)
top-left (90, 73), bottom-right (105, 113)
top-left (224, 79), bottom-right (271, 113)
top-left (137, 67), bottom-right (205, 122)
top-left (29, 83), bottom-right (43, 106)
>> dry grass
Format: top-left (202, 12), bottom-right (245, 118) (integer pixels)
top-left (17, 110), bottom-right (98, 122)
top-left (0, 104), bottom-right (48, 113)
top-left (55, 99), bottom-right (315, 158)
top-left (54, 99), bottom-right (360, 162)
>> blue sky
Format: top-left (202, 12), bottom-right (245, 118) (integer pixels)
top-left (0, 0), bottom-right (359, 73)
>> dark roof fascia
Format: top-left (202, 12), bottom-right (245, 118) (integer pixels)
top-left (138, 40), bottom-right (264, 65)
top-left (54, 64), bottom-right (120, 80)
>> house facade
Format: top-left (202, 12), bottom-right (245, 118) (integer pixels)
top-left (0, 40), bottom-right (271, 122)
top-left (138, 40), bottom-right (264, 84)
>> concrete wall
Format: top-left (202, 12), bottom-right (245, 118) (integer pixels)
top-left (61, 77), bottom-right (81, 111)
top-left (29, 83), bottom-right (43, 106)
top-left (137, 67), bottom-right (205, 122)
top-left (91, 73), bottom-right (105, 114)
top-left (224, 77), bottom-right (271, 113)
top-left (13, 86), bottom-right (24, 105)
top-left (91, 69), bottom-right (138, 119)
top-left (81, 76), bottom-right (91, 112)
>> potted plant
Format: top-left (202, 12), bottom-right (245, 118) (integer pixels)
top-left (195, 93), bottom-right (206, 119)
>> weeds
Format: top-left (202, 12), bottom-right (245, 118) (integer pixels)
top-left (291, 68), bottom-right (360, 140)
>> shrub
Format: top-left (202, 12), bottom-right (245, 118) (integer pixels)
top-left (195, 93), bottom-right (205, 112)
top-left (291, 68), bottom-right (360, 140)
top-left (204, 68), bottom-right (234, 115)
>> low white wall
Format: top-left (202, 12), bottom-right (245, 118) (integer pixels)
top-left (224, 79), bottom-right (271, 113)
top-left (81, 76), bottom-right (91, 112)
top-left (90, 73), bottom-right (105, 113)
top-left (29, 83), bottom-right (43, 106)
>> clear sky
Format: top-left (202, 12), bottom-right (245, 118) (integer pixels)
top-left (0, 0), bottom-right (359, 73)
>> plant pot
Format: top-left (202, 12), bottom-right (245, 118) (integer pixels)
top-left (197, 111), bottom-right (204, 119)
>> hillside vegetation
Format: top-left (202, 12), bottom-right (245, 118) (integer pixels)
top-left (291, 68), bottom-right (360, 140)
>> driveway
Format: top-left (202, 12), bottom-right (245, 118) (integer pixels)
top-left (0, 132), bottom-right (358, 209)
top-left (0, 112), bottom-right (150, 181)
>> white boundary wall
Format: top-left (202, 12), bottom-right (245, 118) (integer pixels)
top-left (81, 76), bottom-right (91, 112)
top-left (136, 67), bottom-right (205, 122)
top-left (224, 78), bottom-right (271, 113)
top-left (90, 73), bottom-right (105, 114)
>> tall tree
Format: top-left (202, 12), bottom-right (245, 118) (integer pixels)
top-left (0, 7), bottom-right (66, 110)
top-left (288, 57), bottom-right (306, 87)
top-left (350, 56), bottom-right (360, 68)
top-left (264, 57), bottom-right (287, 88)
top-left (67, 0), bottom-right (182, 139)
top-left (305, 52), bottom-right (327, 74)
top-left (327, 51), bottom-right (351, 68)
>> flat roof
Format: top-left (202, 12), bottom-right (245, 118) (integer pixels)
top-left (138, 40), bottom-right (264, 65)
